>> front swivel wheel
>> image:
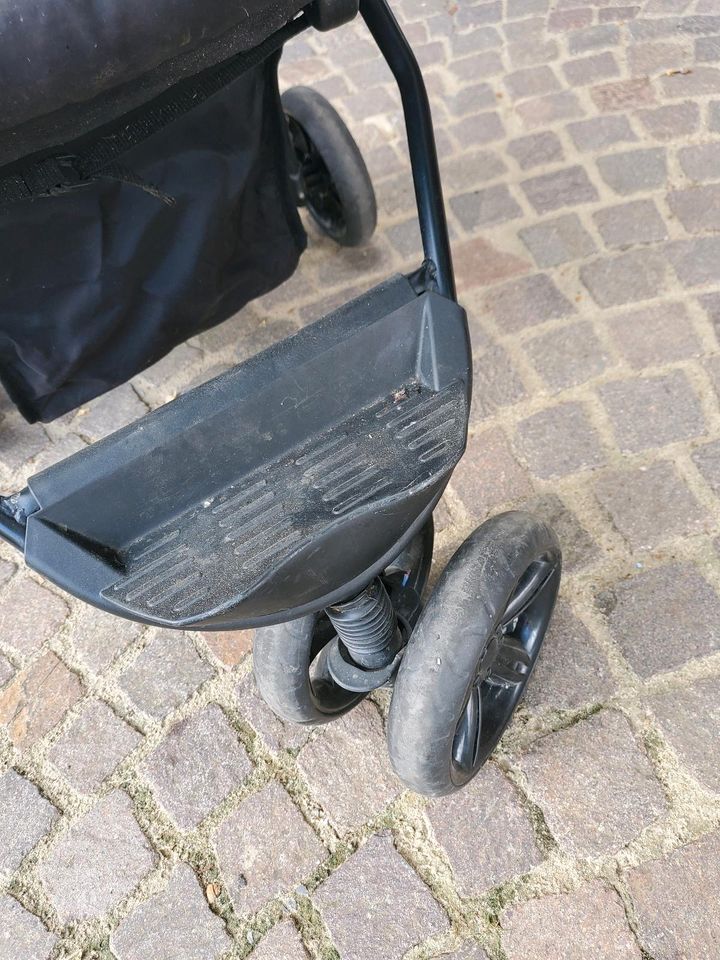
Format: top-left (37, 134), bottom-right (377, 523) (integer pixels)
top-left (387, 511), bottom-right (561, 796)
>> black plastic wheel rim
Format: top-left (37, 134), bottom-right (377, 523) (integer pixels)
top-left (306, 519), bottom-right (434, 714)
top-left (450, 550), bottom-right (561, 784)
top-left (286, 115), bottom-right (347, 242)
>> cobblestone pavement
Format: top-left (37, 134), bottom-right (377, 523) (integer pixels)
top-left (1, 0), bottom-right (720, 957)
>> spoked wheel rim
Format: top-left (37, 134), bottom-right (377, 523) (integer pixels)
top-left (306, 519), bottom-right (434, 715)
top-left (451, 550), bottom-right (561, 785)
top-left (286, 115), bottom-right (347, 242)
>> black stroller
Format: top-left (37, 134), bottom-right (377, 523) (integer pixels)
top-left (0, 0), bottom-right (561, 795)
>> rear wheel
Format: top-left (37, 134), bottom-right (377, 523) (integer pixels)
top-left (282, 85), bottom-right (377, 247)
top-left (387, 511), bottom-right (561, 796)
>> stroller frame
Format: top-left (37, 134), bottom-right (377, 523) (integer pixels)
top-left (0, 0), bottom-right (562, 796)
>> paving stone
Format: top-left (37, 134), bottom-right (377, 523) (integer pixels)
top-left (548, 8), bottom-right (593, 32)
top-left (524, 600), bottom-right (614, 713)
top-left (709, 100), bottom-right (720, 132)
top-left (697, 35), bottom-right (720, 62)
top-left (668, 235), bottom-right (720, 286)
top-left (118, 631), bottom-right (214, 719)
top-left (637, 101), bottom-right (700, 141)
top-left (236, 673), bottom-right (313, 753)
top-left (669, 184), bottom-right (720, 233)
top-left (451, 111), bottom-right (505, 147)
top-left (647, 679), bottom-right (720, 793)
top-left (515, 91), bottom-right (584, 129)
top-left (427, 764), bottom-right (542, 894)
top-left (0, 557), bottom-right (15, 587)
top-left (48, 700), bottom-right (142, 793)
top-left (0, 576), bottom-right (68, 657)
top-left (0, 651), bottom-right (83, 748)
top-left (563, 52), bottom-right (619, 86)
top-left (661, 65), bottom-right (720, 97)
top-left (249, 921), bottom-right (309, 960)
top-left (315, 833), bottom-right (448, 960)
top-left (519, 213), bottom-right (597, 268)
top-left (679, 140), bottom-right (720, 182)
top-left (0, 896), bottom-right (56, 960)
top-left (452, 427), bottom-right (532, 517)
top-left (0, 771), bottom-right (58, 880)
top-left (484, 273), bottom-right (575, 332)
top-left (601, 563), bottom-right (720, 676)
top-left (591, 77), bottom-right (656, 112)
top-left (569, 24), bottom-right (620, 55)
top-left (596, 147), bottom-right (667, 195)
top-left (580, 249), bottom-right (668, 308)
top-left (450, 185), bottom-right (523, 230)
top-left (525, 321), bottom-right (608, 390)
top-left (700, 291), bottom-right (720, 330)
top-left (628, 39), bottom-right (692, 77)
top-left (39, 791), bottom-right (156, 921)
top-left (215, 781), bottom-right (325, 915)
top-left (0, 654), bottom-right (14, 688)
top-left (110, 864), bottom-right (230, 960)
top-left (201, 629), bottom-right (254, 667)
top-left (70, 603), bottom-right (143, 674)
top-left (595, 462), bottom-right (709, 550)
top-left (448, 945), bottom-right (491, 960)
top-left (599, 372), bottom-right (705, 452)
top-left (442, 151), bottom-right (508, 193)
top-left (627, 832), bottom-right (720, 960)
top-left (593, 199), bottom-right (668, 248)
top-left (522, 166), bottom-right (599, 214)
top-left (507, 131), bottom-right (564, 171)
top-left (471, 344), bottom-right (527, 419)
top-left (599, 5), bottom-right (640, 23)
top-left (297, 702), bottom-right (401, 833)
top-left (504, 66), bottom-right (560, 100)
top-left (0, 418), bottom-right (50, 473)
top-left (501, 881), bottom-right (640, 960)
top-left (567, 115), bottom-right (637, 152)
top-left (693, 439), bottom-right (720, 494)
top-left (518, 493), bottom-right (599, 571)
top-left (520, 710), bottom-right (665, 857)
top-left (67, 384), bottom-right (147, 442)
top-left (508, 38), bottom-right (559, 70)
top-left (605, 300), bottom-right (701, 367)
top-left (516, 403), bottom-right (606, 479)
top-left (454, 237), bottom-right (531, 290)
top-left (144, 705), bottom-right (252, 830)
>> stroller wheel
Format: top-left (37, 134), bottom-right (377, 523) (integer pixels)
top-left (387, 512), bottom-right (561, 796)
top-left (282, 86), bottom-right (377, 247)
top-left (253, 518), bottom-right (434, 725)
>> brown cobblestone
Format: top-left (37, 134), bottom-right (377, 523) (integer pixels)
top-left (627, 832), bottom-right (720, 960)
top-left (501, 881), bottom-right (640, 960)
top-left (201, 629), bottom-right (254, 667)
top-left (0, 651), bottom-right (83, 748)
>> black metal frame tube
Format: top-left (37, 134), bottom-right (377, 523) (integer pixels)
top-left (360, 0), bottom-right (456, 301)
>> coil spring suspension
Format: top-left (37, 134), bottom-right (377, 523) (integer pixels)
top-left (326, 577), bottom-right (402, 670)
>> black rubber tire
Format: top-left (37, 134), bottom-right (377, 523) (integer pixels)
top-left (253, 518), bottom-right (434, 725)
top-left (387, 511), bottom-right (561, 796)
top-left (282, 85), bottom-right (377, 247)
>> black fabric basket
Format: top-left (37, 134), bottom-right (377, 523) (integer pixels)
top-left (0, 49), bottom-right (307, 423)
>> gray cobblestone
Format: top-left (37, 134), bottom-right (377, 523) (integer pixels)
top-left (118, 631), bottom-right (214, 719)
top-left (519, 213), bottom-right (597, 268)
top-left (516, 403), bottom-right (606, 478)
top-left (0, 576), bottom-right (68, 658)
top-left (483, 273), bottom-right (575, 331)
top-left (596, 147), bottom-right (667, 195)
top-left (0, 771), bottom-right (57, 880)
top-left (599, 372), bottom-right (705, 452)
top-left (521, 166), bottom-right (599, 213)
top-left (315, 833), bottom-right (448, 960)
top-left (593, 199), bottom-right (667, 248)
top-left (567, 115), bottom-right (637, 152)
top-left (143, 705), bottom-right (252, 830)
top-left (427, 764), bottom-right (542, 894)
top-left (520, 710), bottom-right (665, 857)
top-left (507, 131), bottom-right (564, 170)
top-left (0, 896), bottom-right (56, 960)
top-left (647, 679), bottom-right (720, 794)
top-left (525, 321), bottom-right (608, 390)
top-left (110, 864), bottom-right (231, 960)
top-left (605, 301), bottom-right (701, 367)
top-left (601, 564), bottom-right (720, 677)
top-left (249, 922), bottom-right (309, 959)
top-left (39, 791), bottom-right (156, 921)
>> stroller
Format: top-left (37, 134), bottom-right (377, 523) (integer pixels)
top-left (0, 0), bottom-right (561, 795)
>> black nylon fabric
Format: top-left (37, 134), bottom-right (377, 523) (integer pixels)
top-left (0, 53), bottom-right (307, 423)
